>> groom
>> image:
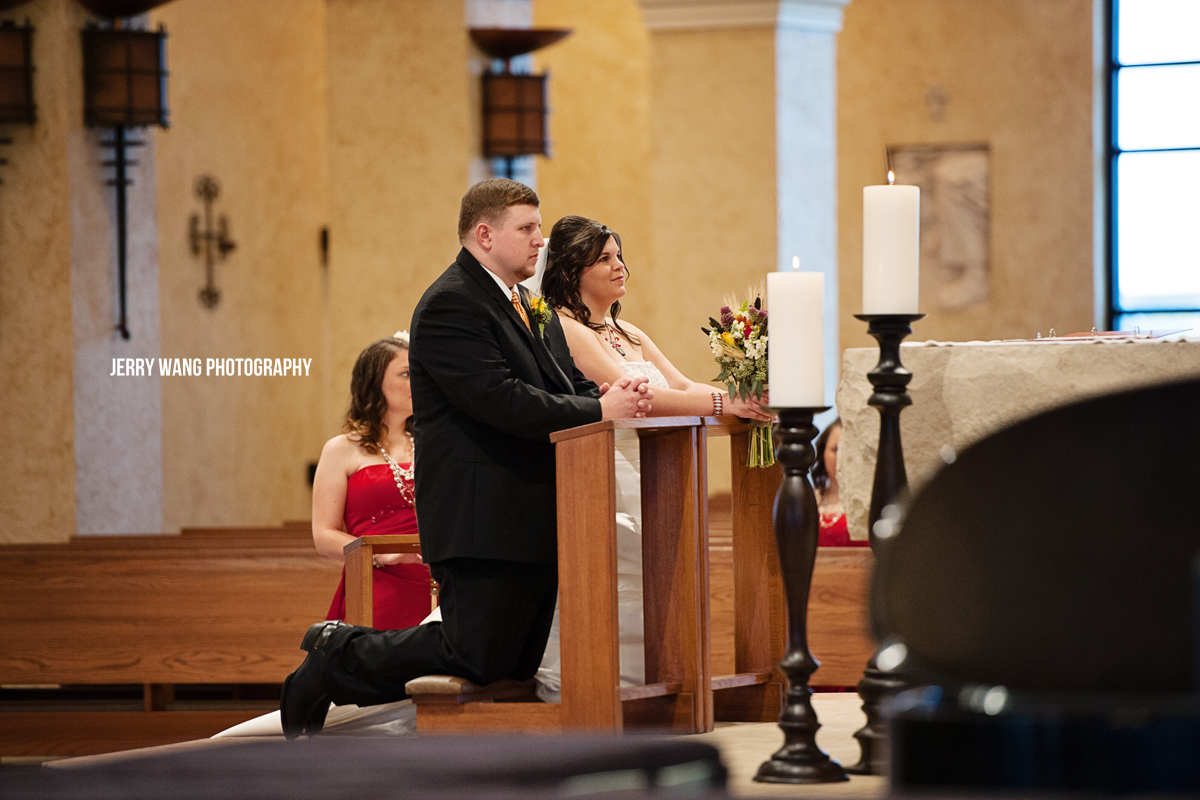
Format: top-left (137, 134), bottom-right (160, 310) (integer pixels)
top-left (280, 179), bottom-right (653, 737)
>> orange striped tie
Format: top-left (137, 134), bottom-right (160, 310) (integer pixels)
top-left (511, 290), bottom-right (531, 331)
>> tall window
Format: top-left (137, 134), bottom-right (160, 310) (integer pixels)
top-left (1110, 0), bottom-right (1200, 332)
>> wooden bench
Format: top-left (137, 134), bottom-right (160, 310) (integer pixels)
top-left (0, 526), bottom-right (341, 756)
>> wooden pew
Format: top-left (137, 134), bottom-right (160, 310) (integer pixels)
top-left (0, 526), bottom-right (341, 756)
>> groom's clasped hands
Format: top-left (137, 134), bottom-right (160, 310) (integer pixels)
top-left (598, 375), bottom-right (654, 419)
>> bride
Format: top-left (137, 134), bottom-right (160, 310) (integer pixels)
top-left (534, 215), bottom-right (771, 699)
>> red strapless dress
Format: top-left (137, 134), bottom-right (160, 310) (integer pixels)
top-left (325, 463), bottom-right (432, 630)
top-left (819, 508), bottom-right (870, 548)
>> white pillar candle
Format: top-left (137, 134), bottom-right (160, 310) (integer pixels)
top-left (767, 270), bottom-right (824, 407)
top-left (862, 178), bottom-right (920, 314)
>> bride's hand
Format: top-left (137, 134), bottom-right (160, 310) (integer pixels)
top-left (725, 392), bottom-right (775, 422)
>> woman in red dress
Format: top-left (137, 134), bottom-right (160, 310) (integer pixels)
top-left (311, 333), bottom-right (433, 630)
top-left (812, 417), bottom-right (868, 548)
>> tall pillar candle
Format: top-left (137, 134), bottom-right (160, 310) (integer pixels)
top-left (767, 271), bottom-right (824, 407)
top-left (862, 182), bottom-right (920, 313)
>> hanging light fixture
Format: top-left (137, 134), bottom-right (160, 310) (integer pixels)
top-left (77, 0), bottom-right (171, 340)
top-left (81, 24), bottom-right (167, 128)
top-left (469, 28), bottom-right (570, 174)
top-left (0, 18), bottom-right (34, 126)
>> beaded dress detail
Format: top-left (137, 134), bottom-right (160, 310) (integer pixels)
top-left (618, 359), bottom-right (669, 388)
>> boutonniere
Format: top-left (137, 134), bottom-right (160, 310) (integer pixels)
top-left (528, 295), bottom-right (552, 338)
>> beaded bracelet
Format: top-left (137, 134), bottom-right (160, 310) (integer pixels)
top-left (711, 391), bottom-right (724, 417)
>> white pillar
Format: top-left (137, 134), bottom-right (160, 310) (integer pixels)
top-left (466, 0), bottom-right (538, 189)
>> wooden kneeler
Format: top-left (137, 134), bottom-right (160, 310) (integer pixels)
top-left (344, 418), bottom-right (713, 734)
top-left (555, 417), bottom-right (711, 734)
top-left (704, 418), bottom-right (787, 722)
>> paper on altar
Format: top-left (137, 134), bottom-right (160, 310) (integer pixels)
top-left (212, 607), bottom-right (442, 739)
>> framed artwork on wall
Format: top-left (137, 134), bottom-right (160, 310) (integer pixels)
top-left (888, 143), bottom-right (991, 313)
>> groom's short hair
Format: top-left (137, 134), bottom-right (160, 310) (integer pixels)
top-left (458, 179), bottom-right (539, 243)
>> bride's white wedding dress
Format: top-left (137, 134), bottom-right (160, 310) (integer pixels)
top-left (215, 359), bottom-right (670, 738)
top-left (534, 359), bottom-right (670, 702)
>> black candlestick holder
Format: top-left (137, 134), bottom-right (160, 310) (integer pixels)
top-left (845, 312), bottom-right (924, 776)
top-left (754, 407), bottom-right (849, 785)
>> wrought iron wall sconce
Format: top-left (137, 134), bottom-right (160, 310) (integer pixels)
top-left (469, 27), bottom-right (570, 177)
top-left (80, 0), bottom-right (170, 340)
top-left (0, 17), bottom-right (37, 185)
top-left (0, 19), bottom-right (35, 125)
top-left (188, 175), bottom-right (235, 309)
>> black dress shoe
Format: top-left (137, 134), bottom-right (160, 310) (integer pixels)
top-left (280, 621), bottom-right (344, 740)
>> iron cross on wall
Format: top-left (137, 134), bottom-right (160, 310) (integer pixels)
top-left (188, 175), bottom-right (237, 308)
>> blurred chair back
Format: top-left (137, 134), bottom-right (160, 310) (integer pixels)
top-left (876, 376), bottom-right (1200, 692)
top-left (874, 376), bottom-right (1200, 792)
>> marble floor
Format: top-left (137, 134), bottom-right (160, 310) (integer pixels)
top-left (695, 693), bottom-right (885, 799)
top-left (27, 692), bottom-right (887, 799)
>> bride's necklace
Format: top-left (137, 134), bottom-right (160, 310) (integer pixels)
top-left (379, 433), bottom-right (415, 505)
top-left (601, 323), bottom-right (626, 358)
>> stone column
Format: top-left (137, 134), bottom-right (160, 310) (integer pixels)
top-left (639, 0), bottom-right (849, 408)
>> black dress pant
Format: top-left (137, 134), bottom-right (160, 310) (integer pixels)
top-left (317, 557), bottom-right (558, 707)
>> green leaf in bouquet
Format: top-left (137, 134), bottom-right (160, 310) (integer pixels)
top-left (709, 317), bottom-right (724, 333)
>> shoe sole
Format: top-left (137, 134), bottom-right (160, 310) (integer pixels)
top-left (280, 670), bottom-right (301, 741)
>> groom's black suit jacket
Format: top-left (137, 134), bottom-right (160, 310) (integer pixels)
top-left (409, 248), bottom-right (602, 565)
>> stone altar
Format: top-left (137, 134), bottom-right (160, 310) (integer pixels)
top-left (836, 336), bottom-right (1200, 541)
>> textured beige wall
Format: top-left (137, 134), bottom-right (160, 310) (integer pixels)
top-left (323, 0), bottom-right (472, 438)
top-left (153, 0), bottom-right (330, 531)
top-left (646, 27), bottom-right (778, 386)
top-left (0, 0), bottom-right (76, 543)
top-left (646, 26), bottom-right (779, 495)
top-left (532, 0), bottom-right (654, 328)
top-left (0, 0), bottom-right (1102, 541)
top-left (837, 0), bottom-right (1096, 353)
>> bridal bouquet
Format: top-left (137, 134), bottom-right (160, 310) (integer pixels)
top-left (701, 295), bottom-right (774, 468)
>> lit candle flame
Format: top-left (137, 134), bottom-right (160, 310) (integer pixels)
top-left (792, 256), bottom-right (800, 272)
top-left (887, 170), bottom-right (895, 185)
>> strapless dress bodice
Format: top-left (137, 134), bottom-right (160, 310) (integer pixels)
top-left (344, 463), bottom-right (416, 537)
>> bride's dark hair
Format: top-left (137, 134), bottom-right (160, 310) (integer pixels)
top-left (542, 215), bottom-right (640, 346)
